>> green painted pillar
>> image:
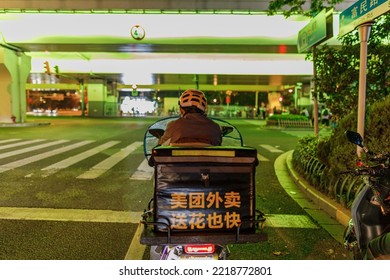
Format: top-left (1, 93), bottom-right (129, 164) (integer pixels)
top-left (87, 79), bottom-right (118, 117)
top-left (87, 79), bottom-right (106, 117)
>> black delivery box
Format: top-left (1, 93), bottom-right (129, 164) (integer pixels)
top-left (151, 146), bottom-right (259, 233)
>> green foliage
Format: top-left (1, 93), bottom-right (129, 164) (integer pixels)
top-left (316, 95), bottom-right (390, 183)
top-left (295, 135), bottom-right (323, 158)
top-left (365, 95), bottom-right (390, 153)
top-left (317, 112), bottom-right (357, 174)
top-left (308, 13), bottom-right (390, 118)
top-left (267, 0), bottom-right (344, 17)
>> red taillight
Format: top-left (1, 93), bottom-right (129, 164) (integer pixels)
top-left (184, 244), bottom-right (215, 254)
top-left (356, 160), bottom-right (364, 167)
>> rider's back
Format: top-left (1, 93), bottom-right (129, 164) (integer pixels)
top-left (159, 113), bottom-right (222, 146)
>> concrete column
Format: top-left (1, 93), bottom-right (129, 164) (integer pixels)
top-left (87, 79), bottom-right (106, 117)
top-left (0, 47), bottom-right (31, 123)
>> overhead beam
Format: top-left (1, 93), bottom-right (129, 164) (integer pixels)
top-left (0, 0), bottom-right (271, 11)
top-left (26, 83), bottom-right (284, 92)
top-left (119, 84), bottom-right (283, 92)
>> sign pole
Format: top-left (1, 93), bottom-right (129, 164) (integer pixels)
top-left (356, 21), bottom-right (374, 158)
top-left (297, 8), bottom-right (333, 138)
top-left (312, 46), bottom-right (319, 138)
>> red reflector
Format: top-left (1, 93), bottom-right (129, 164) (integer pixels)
top-left (184, 244), bottom-right (215, 254)
top-left (356, 160), bottom-right (364, 167)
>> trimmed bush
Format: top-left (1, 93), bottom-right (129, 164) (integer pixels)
top-left (293, 95), bottom-right (390, 207)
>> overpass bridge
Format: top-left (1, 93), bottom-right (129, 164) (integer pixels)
top-left (0, 0), bottom-right (353, 121)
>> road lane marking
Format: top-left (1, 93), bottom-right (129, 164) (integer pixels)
top-left (78, 141), bottom-right (142, 179)
top-left (0, 139), bottom-right (45, 151)
top-left (0, 140), bottom-right (93, 174)
top-left (0, 207), bottom-right (316, 229)
top-left (0, 207), bottom-right (142, 223)
top-left (40, 141), bottom-right (120, 177)
top-left (0, 139), bottom-right (69, 160)
top-left (0, 207), bottom-right (317, 261)
top-left (130, 159), bottom-right (154, 180)
top-left (0, 139), bottom-right (22, 145)
top-left (265, 214), bottom-right (318, 229)
top-left (259, 144), bottom-right (284, 153)
top-left (257, 153), bottom-right (269, 162)
top-left (125, 223), bottom-right (146, 260)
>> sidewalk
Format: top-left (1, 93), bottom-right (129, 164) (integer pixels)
top-left (275, 150), bottom-right (351, 244)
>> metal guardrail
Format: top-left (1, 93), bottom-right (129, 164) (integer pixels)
top-left (266, 119), bottom-right (312, 128)
top-left (292, 150), bottom-right (363, 208)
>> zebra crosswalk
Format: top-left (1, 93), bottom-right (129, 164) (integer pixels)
top-left (0, 139), bottom-right (284, 180)
top-left (78, 142), bottom-right (143, 179)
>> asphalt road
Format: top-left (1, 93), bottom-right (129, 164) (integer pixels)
top-left (0, 116), bottom-right (350, 260)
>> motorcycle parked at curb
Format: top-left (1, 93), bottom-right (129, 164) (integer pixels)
top-left (139, 117), bottom-right (267, 260)
top-left (343, 130), bottom-right (390, 259)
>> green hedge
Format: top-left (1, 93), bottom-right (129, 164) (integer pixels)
top-left (268, 114), bottom-right (309, 121)
top-left (293, 95), bottom-right (390, 206)
top-left (318, 95), bottom-right (390, 179)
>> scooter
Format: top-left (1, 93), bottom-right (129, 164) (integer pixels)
top-left (343, 131), bottom-right (390, 259)
top-left (139, 117), bottom-right (267, 260)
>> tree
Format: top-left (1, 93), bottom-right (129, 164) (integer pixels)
top-left (267, 0), bottom-right (344, 17)
top-left (309, 13), bottom-right (390, 118)
top-left (267, 1), bottom-right (389, 118)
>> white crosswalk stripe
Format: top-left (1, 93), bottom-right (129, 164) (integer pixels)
top-left (0, 140), bottom-right (92, 174)
top-left (0, 139), bottom-right (45, 151)
top-left (40, 141), bottom-right (120, 177)
top-left (0, 139), bottom-right (69, 160)
top-left (0, 139), bottom-right (144, 179)
top-left (0, 138), bottom-right (22, 145)
top-left (259, 144), bottom-right (284, 153)
top-left (257, 153), bottom-right (269, 162)
top-left (0, 139), bottom-right (287, 178)
top-left (130, 159), bottom-right (154, 180)
top-left (78, 141), bottom-right (143, 179)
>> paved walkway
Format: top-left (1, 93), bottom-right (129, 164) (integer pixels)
top-left (275, 150), bottom-right (351, 244)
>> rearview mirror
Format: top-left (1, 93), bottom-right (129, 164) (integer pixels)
top-left (345, 130), bottom-right (364, 148)
top-left (149, 128), bottom-right (165, 139)
top-left (221, 126), bottom-right (233, 136)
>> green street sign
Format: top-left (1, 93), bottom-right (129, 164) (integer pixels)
top-left (297, 9), bottom-right (333, 53)
top-left (339, 0), bottom-right (390, 36)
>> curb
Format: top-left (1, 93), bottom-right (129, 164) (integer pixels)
top-left (284, 150), bottom-right (351, 227)
top-left (0, 122), bottom-right (51, 127)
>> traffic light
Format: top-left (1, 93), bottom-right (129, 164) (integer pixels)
top-left (43, 61), bottom-right (51, 74)
top-left (54, 65), bottom-right (60, 79)
top-left (132, 84), bottom-right (138, 97)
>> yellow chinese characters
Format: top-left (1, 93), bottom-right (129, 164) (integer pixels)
top-left (169, 191), bottom-right (242, 230)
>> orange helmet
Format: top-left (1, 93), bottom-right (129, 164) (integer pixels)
top-left (179, 89), bottom-right (207, 112)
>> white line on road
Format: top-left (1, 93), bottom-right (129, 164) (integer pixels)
top-left (265, 214), bottom-right (318, 229)
top-left (0, 207), bottom-right (316, 260)
top-left (257, 153), bottom-right (270, 162)
top-left (0, 140), bottom-right (92, 174)
top-left (130, 159), bottom-right (154, 180)
top-left (125, 223), bottom-right (146, 260)
top-left (77, 141), bottom-right (142, 179)
top-left (0, 139), bottom-right (69, 160)
top-left (259, 144), bottom-right (284, 153)
top-left (0, 207), bottom-right (142, 223)
top-left (0, 139), bottom-right (45, 151)
top-left (0, 139), bottom-right (21, 145)
top-left (0, 207), bottom-right (315, 229)
top-left (40, 141), bottom-right (120, 177)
